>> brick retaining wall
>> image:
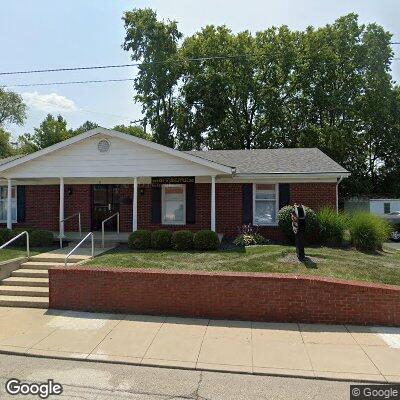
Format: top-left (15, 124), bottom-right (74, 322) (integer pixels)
top-left (49, 267), bottom-right (400, 326)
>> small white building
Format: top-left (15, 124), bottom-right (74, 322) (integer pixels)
top-left (344, 197), bottom-right (400, 215)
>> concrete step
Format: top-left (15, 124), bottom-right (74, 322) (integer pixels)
top-left (29, 255), bottom-right (86, 263)
top-left (11, 269), bottom-right (48, 278)
top-left (0, 295), bottom-right (48, 308)
top-left (21, 261), bottom-right (74, 270)
top-left (0, 286), bottom-right (48, 297)
top-left (2, 277), bottom-right (49, 287)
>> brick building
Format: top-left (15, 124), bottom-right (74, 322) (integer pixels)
top-left (0, 127), bottom-right (349, 241)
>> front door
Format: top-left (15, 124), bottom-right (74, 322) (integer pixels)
top-left (92, 185), bottom-right (120, 231)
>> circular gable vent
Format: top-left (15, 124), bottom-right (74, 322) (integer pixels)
top-left (98, 139), bottom-right (110, 153)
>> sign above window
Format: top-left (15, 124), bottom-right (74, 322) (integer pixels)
top-left (152, 177), bottom-right (195, 185)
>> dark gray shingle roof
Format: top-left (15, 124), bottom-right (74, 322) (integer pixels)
top-left (186, 148), bottom-right (348, 175)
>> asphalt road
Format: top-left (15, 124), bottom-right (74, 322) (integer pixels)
top-left (0, 353), bottom-right (361, 399)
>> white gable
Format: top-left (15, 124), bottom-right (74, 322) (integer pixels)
top-left (1, 133), bottom-right (229, 178)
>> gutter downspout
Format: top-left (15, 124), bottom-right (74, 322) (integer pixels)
top-left (336, 176), bottom-right (343, 213)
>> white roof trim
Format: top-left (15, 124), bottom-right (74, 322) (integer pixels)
top-left (0, 127), bottom-right (233, 175)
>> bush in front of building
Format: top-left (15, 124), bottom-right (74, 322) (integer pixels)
top-left (234, 224), bottom-right (266, 247)
top-left (349, 212), bottom-right (391, 251)
top-left (128, 230), bottom-right (152, 250)
top-left (29, 230), bottom-right (54, 247)
top-left (193, 230), bottom-right (219, 251)
top-left (317, 207), bottom-right (348, 247)
top-left (0, 228), bottom-right (11, 245)
top-left (278, 205), bottom-right (319, 243)
top-left (151, 230), bottom-right (172, 250)
top-left (172, 230), bottom-right (194, 251)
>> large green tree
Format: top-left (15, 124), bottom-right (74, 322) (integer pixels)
top-left (113, 124), bottom-right (152, 141)
top-left (19, 114), bottom-right (69, 152)
top-left (123, 10), bottom-right (400, 197)
top-left (123, 8), bottom-right (182, 147)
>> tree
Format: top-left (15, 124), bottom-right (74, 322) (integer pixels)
top-left (0, 88), bottom-right (27, 127)
top-left (123, 8), bottom-right (182, 147)
top-left (20, 114), bottom-right (70, 151)
top-left (113, 124), bottom-right (152, 141)
top-left (0, 129), bottom-right (15, 158)
top-left (71, 120), bottom-right (99, 136)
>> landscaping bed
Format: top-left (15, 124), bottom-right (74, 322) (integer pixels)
top-left (87, 244), bottom-right (400, 286)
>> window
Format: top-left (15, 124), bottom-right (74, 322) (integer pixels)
top-left (0, 186), bottom-right (17, 223)
top-left (162, 185), bottom-right (185, 225)
top-left (253, 184), bottom-right (278, 226)
top-left (384, 202), bottom-right (391, 214)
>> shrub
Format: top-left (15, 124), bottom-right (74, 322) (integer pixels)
top-left (128, 230), bottom-right (152, 250)
top-left (151, 230), bottom-right (172, 250)
top-left (172, 230), bottom-right (193, 251)
top-left (317, 207), bottom-right (348, 246)
top-left (234, 224), bottom-right (266, 246)
top-left (29, 230), bottom-right (54, 247)
top-left (0, 228), bottom-right (11, 245)
top-left (278, 205), bottom-right (319, 243)
top-left (193, 230), bottom-right (219, 251)
top-left (9, 228), bottom-right (33, 247)
top-left (349, 212), bottom-right (391, 251)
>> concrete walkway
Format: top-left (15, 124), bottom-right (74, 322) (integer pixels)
top-left (0, 307), bottom-right (400, 383)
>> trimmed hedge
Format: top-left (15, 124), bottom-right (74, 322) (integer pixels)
top-left (29, 230), bottom-right (54, 247)
top-left (0, 228), bottom-right (53, 247)
top-left (194, 230), bottom-right (219, 251)
top-left (349, 212), bottom-right (391, 251)
top-left (128, 230), bottom-right (152, 250)
top-left (172, 230), bottom-right (194, 251)
top-left (0, 228), bottom-right (11, 245)
top-left (317, 207), bottom-right (348, 247)
top-left (278, 205), bottom-right (319, 243)
top-left (151, 230), bottom-right (172, 250)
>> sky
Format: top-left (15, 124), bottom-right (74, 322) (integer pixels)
top-left (1, 0), bottom-right (400, 140)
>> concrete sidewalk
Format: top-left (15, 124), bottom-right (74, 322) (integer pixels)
top-left (0, 307), bottom-right (400, 383)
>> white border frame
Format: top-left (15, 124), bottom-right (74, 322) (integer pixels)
top-left (161, 184), bottom-right (186, 226)
top-left (0, 185), bottom-right (17, 223)
top-left (252, 183), bottom-right (279, 227)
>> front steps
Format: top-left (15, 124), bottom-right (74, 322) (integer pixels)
top-left (0, 256), bottom-right (86, 309)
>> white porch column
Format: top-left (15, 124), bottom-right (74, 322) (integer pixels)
top-left (6, 178), bottom-right (12, 229)
top-left (132, 177), bottom-right (138, 231)
top-left (59, 177), bottom-right (65, 238)
top-left (211, 176), bottom-right (216, 232)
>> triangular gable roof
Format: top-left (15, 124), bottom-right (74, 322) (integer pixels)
top-left (0, 127), bottom-right (234, 174)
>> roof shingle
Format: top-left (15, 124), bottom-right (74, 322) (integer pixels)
top-left (186, 148), bottom-right (348, 175)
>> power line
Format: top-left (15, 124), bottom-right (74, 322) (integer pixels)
top-left (0, 56), bottom-right (245, 76)
top-left (3, 77), bottom-right (136, 88)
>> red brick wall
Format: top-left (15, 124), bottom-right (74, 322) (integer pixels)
top-left (138, 183), bottom-right (211, 232)
top-left (49, 267), bottom-right (400, 326)
top-left (64, 185), bottom-right (91, 231)
top-left (5, 182), bottom-right (337, 238)
top-left (290, 183), bottom-right (336, 210)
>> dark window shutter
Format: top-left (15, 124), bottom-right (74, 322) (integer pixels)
top-left (17, 185), bottom-right (26, 222)
top-left (186, 183), bottom-right (196, 224)
top-left (151, 186), bottom-right (162, 224)
top-left (279, 183), bottom-right (290, 210)
top-left (242, 184), bottom-right (253, 224)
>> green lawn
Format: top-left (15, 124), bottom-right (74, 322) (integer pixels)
top-left (0, 247), bottom-right (52, 262)
top-left (87, 244), bottom-right (400, 286)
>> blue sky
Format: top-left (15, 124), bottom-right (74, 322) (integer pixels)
top-left (1, 0), bottom-right (400, 140)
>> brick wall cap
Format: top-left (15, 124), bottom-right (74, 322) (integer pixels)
top-left (49, 266), bottom-right (400, 292)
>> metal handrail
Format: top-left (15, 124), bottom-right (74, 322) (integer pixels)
top-left (101, 212), bottom-right (119, 248)
top-left (59, 212), bottom-right (81, 248)
top-left (0, 231), bottom-right (30, 258)
top-left (65, 231), bottom-right (94, 267)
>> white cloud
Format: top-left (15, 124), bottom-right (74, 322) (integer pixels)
top-left (22, 91), bottom-right (77, 113)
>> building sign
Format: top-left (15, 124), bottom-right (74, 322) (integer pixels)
top-left (151, 177), bottom-right (195, 185)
